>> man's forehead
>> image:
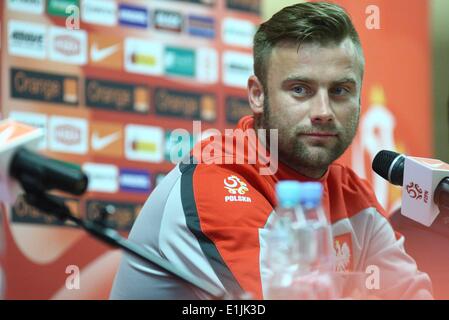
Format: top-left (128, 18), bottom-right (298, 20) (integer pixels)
top-left (272, 38), bottom-right (359, 60)
top-left (269, 38), bottom-right (363, 80)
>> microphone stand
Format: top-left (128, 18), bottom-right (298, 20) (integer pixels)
top-left (17, 176), bottom-right (228, 300)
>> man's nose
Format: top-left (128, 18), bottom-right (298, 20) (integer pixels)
top-left (309, 90), bottom-right (334, 124)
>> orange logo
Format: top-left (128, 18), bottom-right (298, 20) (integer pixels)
top-left (224, 175), bottom-right (249, 195)
top-left (90, 122), bottom-right (123, 157)
top-left (88, 33), bottom-right (123, 69)
top-left (63, 78), bottom-right (78, 104)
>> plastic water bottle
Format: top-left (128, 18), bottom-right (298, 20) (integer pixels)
top-left (296, 182), bottom-right (334, 273)
top-left (265, 180), bottom-right (303, 299)
top-left (288, 182), bottom-right (336, 299)
top-left (266, 181), bottom-right (335, 299)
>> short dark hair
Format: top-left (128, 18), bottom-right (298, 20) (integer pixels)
top-left (253, 2), bottom-right (364, 89)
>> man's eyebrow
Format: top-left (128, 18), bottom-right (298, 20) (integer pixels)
top-left (282, 76), bottom-right (358, 85)
top-left (282, 76), bottom-right (316, 84)
top-left (332, 77), bottom-right (357, 85)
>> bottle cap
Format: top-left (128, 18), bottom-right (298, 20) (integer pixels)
top-left (298, 182), bottom-right (323, 208)
top-left (275, 180), bottom-right (302, 208)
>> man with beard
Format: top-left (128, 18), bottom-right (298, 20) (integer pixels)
top-left (110, 2), bottom-right (432, 299)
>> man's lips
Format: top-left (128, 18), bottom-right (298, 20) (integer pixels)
top-left (300, 132), bottom-right (338, 137)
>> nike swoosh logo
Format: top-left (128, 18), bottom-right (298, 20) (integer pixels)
top-left (92, 131), bottom-right (121, 150)
top-left (0, 126), bottom-right (15, 144)
top-left (91, 43), bottom-right (120, 62)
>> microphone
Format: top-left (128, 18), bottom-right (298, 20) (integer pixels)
top-left (0, 119), bottom-right (88, 204)
top-left (372, 150), bottom-right (449, 226)
top-left (1, 120), bottom-right (226, 299)
top-left (10, 148), bottom-right (88, 195)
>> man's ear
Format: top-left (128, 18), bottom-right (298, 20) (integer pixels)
top-left (248, 75), bottom-right (265, 115)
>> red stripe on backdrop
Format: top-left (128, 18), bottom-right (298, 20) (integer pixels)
top-left (3, 216), bottom-right (113, 299)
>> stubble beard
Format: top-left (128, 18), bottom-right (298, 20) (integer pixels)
top-left (259, 96), bottom-right (359, 177)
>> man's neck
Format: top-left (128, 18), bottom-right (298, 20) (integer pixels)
top-left (279, 158), bottom-right (328, 179)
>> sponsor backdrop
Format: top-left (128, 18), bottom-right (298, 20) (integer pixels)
top-left (0, 0), bottom-right (430, 299)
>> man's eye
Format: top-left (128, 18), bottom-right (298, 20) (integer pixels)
top-left (292, 86), bottom-right (307, 95)
top-left (331, 87), bottom-right (349, 96)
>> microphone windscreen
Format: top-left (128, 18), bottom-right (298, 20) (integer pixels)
top-left (372, 150), bottom-right (401, 181)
